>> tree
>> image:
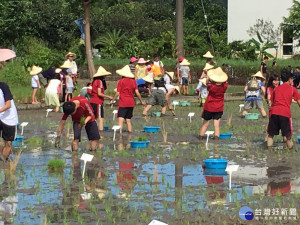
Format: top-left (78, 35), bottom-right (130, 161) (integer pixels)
top-left (284, 0), bottom-right (300, 42)
top-left (83, 0), bottom-right (95, 78)
top-left (250, 32), bottom-right (277, 60)
top-left (247, 19), bottom-right (280, 43)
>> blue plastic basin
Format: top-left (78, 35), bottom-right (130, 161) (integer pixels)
top-left (297, 136), bottom-right (300, 143)
top-left (180, 101), bottom-right (191, 106)
top-left (245, 113), bottom-right (259, 120)
top-left (219, 132), bottom-right (233, 139)
top-left (203, 159), bottom-right (228, 169)
top-left (103, 125), bottom-right (109, 131)
top-left (130, 140), bottom-right (150, 148)
top-left (143, 126), bottom-right (160, 133)
top-left (12, 135), bottom-right (24, 146)
top-left (204, 168), bottom-right (228, 176)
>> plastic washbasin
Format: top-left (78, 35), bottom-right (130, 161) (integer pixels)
top-left (130, 140), bottom-right (150, 148)
top-left (12, 135), bottom-right (24, 146)
top-left (103, 125), bottom-right (109, 131)
top-left (245, 113), bottom-right (259, 120)
top-left (219, 132), bottom-right (233, 139)
top-left (180, 101), bottom-right (191, 106)
top-left (297, 136), bottom-right (300, 143)
top-left (151, 111), bottom-right (161, 117)
top-left (203, 159), bottom-right (228, 169)
top-left (143, 126), bottom-right (160, 133)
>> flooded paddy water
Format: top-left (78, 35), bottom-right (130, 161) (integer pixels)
top-left (1, 100), bottom-right (300, 224)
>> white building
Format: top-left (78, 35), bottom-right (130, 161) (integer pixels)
top-left (228, 0), bottom-right (299, 58)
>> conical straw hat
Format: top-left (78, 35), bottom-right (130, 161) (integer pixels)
top-left (203, 63), bottom-right (214, 71)
top-left (116, 65), bottom-right (134, 78)
top-left (207, 67), bottom-right (228, 83)
top-left (180, 59), bottom-right (190, 66)
top-left (60, 61), bottom-right (73, 69)
top-left (142, 75), bottom-right (154, 83)
top-left (30, 65), bottom-right (42, 75)
top-left (252, 71), bottom-right (265, 80)
top-left (93, 66), bottom-right (111, 77)
top-left (203, 51), bottom-right (214, 58)
top-left (166, 71), bottom-right (174, 79)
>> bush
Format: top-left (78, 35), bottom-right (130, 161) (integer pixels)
top-left (0, 61), bottom-right (29, 87)
top-left (16, 36), bottom-right (63, 69)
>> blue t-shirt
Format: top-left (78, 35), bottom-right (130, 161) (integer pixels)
top-left (245, 80), bottom-right (263, 101)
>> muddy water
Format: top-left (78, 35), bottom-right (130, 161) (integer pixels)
top-left (1, 102), bottom-right (300, 224)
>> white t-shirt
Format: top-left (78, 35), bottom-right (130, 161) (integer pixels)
top-left (0, 83), bottom-right (18, 126)
top-left (46, 79), bottom-right (61, 95)
top-left (31, 75), bottom-right (39, 88)
top-left (164, 75), bottom-right (171, 85)
top-left (165, 84), bottom-right (175, 91)
top-left (67, 59), bottom-right (78, 74)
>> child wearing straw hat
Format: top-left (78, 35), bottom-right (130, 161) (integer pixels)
top-left (199, 67), bottom-right (228, 139)
top-left (90, 66), bottom-right (114, 134)
top-left (30, 65), bottom-right (42, 104)
top-left (179, 59), bottom-right (191, 95)
top-left (241, 71), bottom-right (267, 118)
top-left (203, 51), bottom-right (216, 65)
top-left (110, 65), bottom-right (145, 133)
top-left (60, 61), bottom-right (73, 102)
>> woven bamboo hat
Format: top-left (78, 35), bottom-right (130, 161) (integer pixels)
top-left (207, 67), bottom-right (228, 83)
top-left (203, 51), bottom-right (214, 58)
top-left (93, 66), bottom-right (111, 77)
top-left (116, 65), bottom-right (135, 78)
top-left (30, 65), bottom-right (42, 75)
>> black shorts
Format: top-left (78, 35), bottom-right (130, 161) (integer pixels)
top-left (201, 110), bottom-right (223, 120)
top-left (0, 120), bottom-right (16, 141)
top-left (268, 114), bottom-right (292, 137)
top-left (181, 77), bottom-right (188, 86)
top-left (91, 103), bottom-right (104, 119)
top-left (118, 107), bottom-right (133, 119)
top-left (73, 121), bottom-right (100, 141)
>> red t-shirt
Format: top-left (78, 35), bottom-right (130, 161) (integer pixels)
top-left (90, 79), bottom-right (104, 105)
top-left (271, 83), bottom-right (300, 118)
top-left (62, 96), bottom-right (95, 122)
top-left (203, 82), bottom-right (228, 112)
top-left (117, 78), bottom-right (137, 107)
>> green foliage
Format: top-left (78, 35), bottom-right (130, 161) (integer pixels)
top-left (17, 36), bottom-right (63, 69)
top-left (26, 137), bottom-right (43, 145)
top-left (284, 0), bottom-right (300, 42)
top-left (48, 158), bottom-right (65, 172)
top-left (0, 61), bottom-right (29, 87)
top-left (132, 136), bottom-right (148, 141)
top-left (229, 40), bottom-right (257, 60)
top-left (250, 32), bottom-right (277, 60)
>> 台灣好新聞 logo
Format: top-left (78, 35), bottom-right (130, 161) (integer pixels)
top-left (239, 206), bottom-right (254, 220)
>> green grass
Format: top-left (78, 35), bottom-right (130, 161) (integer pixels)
top-left (48, 158), bottom-right (65, 172)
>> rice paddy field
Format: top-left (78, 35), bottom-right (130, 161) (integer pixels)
top-left (1, 98), bottom-right (300, 225)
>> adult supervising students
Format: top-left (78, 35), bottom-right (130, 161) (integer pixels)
top-left (0, 82), bottom-right (18, 161)
top-left (260, 56), bottom-right (269, 82)
top-left (55, 96), bottom-right (99, 151)
top-left (267, 69), bottom-right (300, 149)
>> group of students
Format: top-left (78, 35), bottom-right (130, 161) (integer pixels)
top-left (241, 67), bottom-right (300, 149)
top-left (30, 52), bottom-right (78, 110)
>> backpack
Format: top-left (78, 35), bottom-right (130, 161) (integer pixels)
top-left (247, 77), bottom-right (259, 91)
top-left (154, 76), bottom-right (167, 91)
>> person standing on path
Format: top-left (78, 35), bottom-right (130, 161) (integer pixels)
top-left (179, 59), bottom-right (191, 95)
top-left (30, 65), bottom-right (42, 104)
top-left (65, 52), bottom-right (78, 89)
top-left (260, 56), bottom-right (269, 83)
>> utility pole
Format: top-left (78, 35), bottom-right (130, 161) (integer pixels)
top-left (176, 0), bottom-right (184, 60)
